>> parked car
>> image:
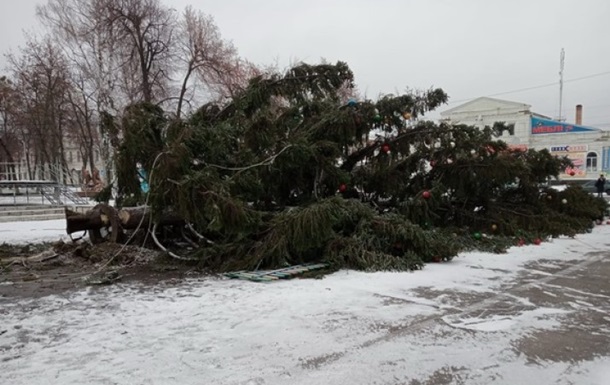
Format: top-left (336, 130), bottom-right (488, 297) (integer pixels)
top-left (549, 180), bottom-right (610, 196)
top-left (579, 180), bottom-right (610, 195)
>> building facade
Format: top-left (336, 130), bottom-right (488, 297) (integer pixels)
top-left (440, 97), bottom-right (610, 180)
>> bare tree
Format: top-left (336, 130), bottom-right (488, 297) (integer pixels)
top-left (38, 0), bottom-right (258, 114)
top-left (104, 0), bottom-right (176, 104)
top-left (0, 76), bottom-right (20, 179)
top-left (7, 36), bottom-right (72, 182)
top-left (37, 0), bottom-right (122, 181)
top-left (37, 0), bottom-right (122, 110)
top-left (201, 57), bottom-right (261, 102)
top-left (173, 6), bottom-right (253, 117)
top-left (8, 0), bottom-right (268, 189)
top-left (35, 0), bottom-right (259, 186)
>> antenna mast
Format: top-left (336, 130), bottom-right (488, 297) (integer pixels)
top-left (558, 48), bottom-right (565, 121)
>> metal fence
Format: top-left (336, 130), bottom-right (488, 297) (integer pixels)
top-left (0, 162), bottom-right (81, 185)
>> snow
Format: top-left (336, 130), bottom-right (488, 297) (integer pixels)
top-left (0, 219), bottom-right (70, 245)
top-left (442, 307), bottom-right (569, 332)
top-left (1, 220), bottom-right (609, 384)
top-left (549, 184), bottom-right (568, 191)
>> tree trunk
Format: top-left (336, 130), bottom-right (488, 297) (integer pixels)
top-left (65, 206), bottom-right (107, 234)
top-left (65, 205), bottom-right (184, 235)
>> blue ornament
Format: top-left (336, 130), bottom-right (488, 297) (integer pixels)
top-left (136, 164), bottom-right (150, 194)
top-left (347, 98), bottom-right (357, 107)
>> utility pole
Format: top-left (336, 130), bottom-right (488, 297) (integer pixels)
top-left (558, 48), bottom-right (565, 122)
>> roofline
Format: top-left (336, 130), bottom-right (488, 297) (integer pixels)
top-left (531, 112), bottom-right (552, 119)
top-left (440, 96), bottom-right (532, 116)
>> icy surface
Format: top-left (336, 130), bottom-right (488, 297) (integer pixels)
top-left (1, 220), bottom-right (609, 384)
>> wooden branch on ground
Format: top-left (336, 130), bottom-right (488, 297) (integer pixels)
top-left (1, 249), bottom-right (59, 267)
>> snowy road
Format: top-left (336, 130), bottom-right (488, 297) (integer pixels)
top-left (1, 222), bottom-right (610, 384)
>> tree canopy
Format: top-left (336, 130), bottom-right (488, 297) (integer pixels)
top-left (105, 61), bottom-right (605, 272)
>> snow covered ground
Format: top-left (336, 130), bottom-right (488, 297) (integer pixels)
top-left (0, 219), bottom-right (70, 245)
top-left (1, 220), bottom-right (609, 384)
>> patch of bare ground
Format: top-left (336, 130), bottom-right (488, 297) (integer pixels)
top-left (0, 240), bottom-right (204, 299)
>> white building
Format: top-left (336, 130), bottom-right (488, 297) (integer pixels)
top-left (440, 97), bottom-right (610, 180)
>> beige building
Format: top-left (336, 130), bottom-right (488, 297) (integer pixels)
top-left (440, 97), bottom-right (610, 180)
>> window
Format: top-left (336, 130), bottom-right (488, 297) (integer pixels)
top-left (76, 152), bottom-right (81, 162)
top-left (586, 152), bottom-right (598, 172)
top-left (68, 151), bottom-right (73, 162)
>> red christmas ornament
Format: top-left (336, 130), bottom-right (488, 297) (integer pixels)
top-left (339, 183), bottom-right (347, 193)
top-left (432, 256), bottom-right (442, 263)
top-left (569, 170), bottom-right (576, 176)
top-left (533, 238), bottom-right (542, 245)
top-left (606, 221), bottom-right (610, 225)
top-left (422, 190), bottom-right (431, 199)
top-left (430, 160), bottom-right (436, 168)
top-left (381, 144), bottom-right (391, 153)
top-left (517, 238), bottom-right (525, 246)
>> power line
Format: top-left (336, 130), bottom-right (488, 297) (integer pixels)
top-left (446, 70), bottom-right (610, 106)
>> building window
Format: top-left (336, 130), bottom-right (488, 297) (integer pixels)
top-left (68, 151), bottom-right (73, 162)
top-left (586, 152), bottom-right (598, 172)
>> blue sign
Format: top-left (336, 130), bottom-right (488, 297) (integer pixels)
top-left (531, 116), bottom-right (599, 135)
top-left (603, 147), bottom-right (610, 171)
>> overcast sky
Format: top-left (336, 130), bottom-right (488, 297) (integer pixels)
top-left (1, 0), bottom-right (609, 126)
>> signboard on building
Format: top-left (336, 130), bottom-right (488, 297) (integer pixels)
top-left (549, 144), bottom-right (588, 153)
top-left (603, 147), bottom-right (610, 172)
top-left (531, 116), bottom-right (598, 135)
top-left (549, 144), bottom-right (587, 177)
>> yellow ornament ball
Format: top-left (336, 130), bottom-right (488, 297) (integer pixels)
top-left (402, 112), bottom-right (411, 120)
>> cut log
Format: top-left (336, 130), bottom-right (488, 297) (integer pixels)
top-left (116, 206), bottom-right (184, 229)
top-left (65, 205), bottom-right (185, 235)
top-left (65, 205), bottom-right (108, 234)
top-left (117, 206), bottom-right (150, 229)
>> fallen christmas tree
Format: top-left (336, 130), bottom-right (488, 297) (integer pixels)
top-left (78, 61), bottom-right (606, 272)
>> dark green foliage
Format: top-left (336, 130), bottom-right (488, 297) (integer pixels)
top-left (109, 61), bottom-right (606, 272)
top-left (114, 102), bottom-right (167, 206)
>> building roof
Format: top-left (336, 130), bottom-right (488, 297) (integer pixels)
top-left (440, 96), bottom-right (606, 134)
top-left (532, 112), bottom-right (553, 120)
top-left (440, 97), bottom-right (531, 117)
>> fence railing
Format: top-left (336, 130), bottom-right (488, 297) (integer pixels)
top-left (0, 162), bottom-right (81, 186)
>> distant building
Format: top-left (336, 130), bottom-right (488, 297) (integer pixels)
top-left (440, 97), bottom-right (610, 180)
top-left (2, 138), bottom-right (107, 187)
